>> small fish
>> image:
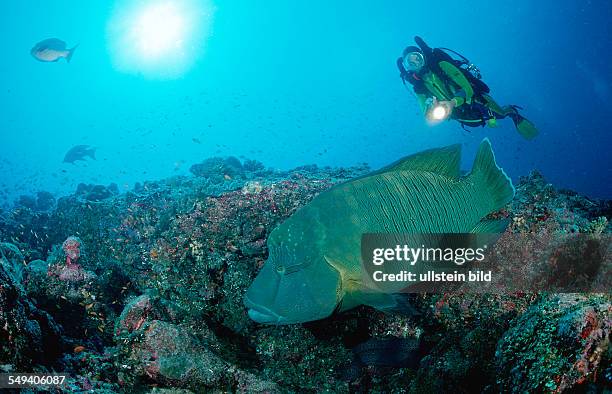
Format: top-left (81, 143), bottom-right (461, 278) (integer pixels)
top-left (73, 346), bottom-right (85, 353)
top-left (192, 138), bottom-right (202, 144)
top-left (31, 38), bottom-right (78, 62)
top-left (353, 338), bottom-right (421, 368)
top-left (340, 338), bottom-right (422, 381)
top-left (244, 139), bottom-right (514, 325)
top-left (63, 145), bottom-right (96, 164)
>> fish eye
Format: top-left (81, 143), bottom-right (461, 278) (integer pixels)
top-left (276, 265), bottom-right (286, 275)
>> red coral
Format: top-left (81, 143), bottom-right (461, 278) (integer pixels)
top-left (580, 310), bottom-right (598, 339)
top-left (57, 265), bottom-right (89, 282)
top-left (62, 236), bottom-right (81, 266)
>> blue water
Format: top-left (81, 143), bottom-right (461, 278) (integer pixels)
top-left (1, 0), bottom-right (611, 208)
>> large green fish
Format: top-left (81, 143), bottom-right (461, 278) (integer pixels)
top-left (244, 139), bottom-right (514, 324)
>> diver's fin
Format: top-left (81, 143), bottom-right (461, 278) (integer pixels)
top-left (514, 115), bottom-right (539, 140)
top-left (371, 144), bottom-right (462, 179)
top-left (505, 106), bottom-right (538, 139)
top-left (467, 139), bottom-right (515, 212)
top-left (67, 44), bottom-right (79, 62)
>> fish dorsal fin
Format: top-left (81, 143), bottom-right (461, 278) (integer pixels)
top-left (372, 144), bottom-right (462, 179)
top-left (467, 138), bottom-right (515, 211)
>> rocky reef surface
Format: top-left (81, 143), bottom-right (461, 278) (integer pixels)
top-left (0, 157), bottom-right (610, 393)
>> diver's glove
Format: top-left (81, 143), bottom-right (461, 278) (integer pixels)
top-left (440, 100), bottom-right (457, 111)
top-left (425, 97), bottom-right (455, 112)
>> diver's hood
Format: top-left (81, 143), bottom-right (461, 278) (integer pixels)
top-left (402, 45), bottom-right (421, 58)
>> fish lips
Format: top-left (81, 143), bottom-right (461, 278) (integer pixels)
top-left (243, 296), bottom-right (283, 324)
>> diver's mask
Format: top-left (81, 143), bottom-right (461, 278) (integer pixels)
top-left (403, 51), bottom-right (425, 72)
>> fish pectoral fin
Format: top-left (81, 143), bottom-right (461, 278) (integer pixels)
top-left (324, 255), bottom-right (362, 292)
top-left (324, 255), bottom-right (351, 278)
top-left (323, 255), bottom-right (344, 274)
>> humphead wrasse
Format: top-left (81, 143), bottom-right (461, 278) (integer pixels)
top-left (244, 139), bottom-right (515, 324)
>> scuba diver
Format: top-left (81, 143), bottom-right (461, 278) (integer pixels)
top-left (397, 36), bottom-right (538, 139)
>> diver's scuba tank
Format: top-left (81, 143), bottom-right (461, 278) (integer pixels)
top-left (438, 47), bottom-right (482, 80)
top-left (465, 63), bottom-right (482, 80)
top-left (412, 36), bottom-right (488, 92)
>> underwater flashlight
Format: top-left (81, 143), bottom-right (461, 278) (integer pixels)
top-left (431, 105), bottom-right (449, 120)
top-left (426, 101), bottom-right (452, 124)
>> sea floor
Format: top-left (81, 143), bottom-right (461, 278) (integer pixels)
top-left (0, 156), bottom-right (610, 393)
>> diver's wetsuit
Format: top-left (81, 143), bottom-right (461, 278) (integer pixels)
top-left (399, 36), bottom-right (538, 139)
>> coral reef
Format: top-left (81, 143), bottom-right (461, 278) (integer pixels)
top-left (0, 243), bottom-right (63, 370)
top-left (189, 156), bottom-right (246, 181)
top-left (496, 294), bottom-right (611, 392)
top-left (0, 160), bottom-right (609, 392)
top-left (16, 191), bottom-right (56, 212)
top-left (74, 182), bottom-right (120, 202)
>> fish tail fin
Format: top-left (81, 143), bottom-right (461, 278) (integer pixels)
top-left (66, 44), bottom-right (79, 62)
top-left (468, 139), bottom-right (515, 212)
top-left (85, 147), bottom-right (96, 160)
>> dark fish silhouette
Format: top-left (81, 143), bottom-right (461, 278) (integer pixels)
top-left (31, 38), bottom-right (78, 62)
top-left (340, 338), bottom-right (423, 382)
top-left (63, 145), bottom-right (96, 164)
top-left (352, 338), bottom-right (421, 368)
